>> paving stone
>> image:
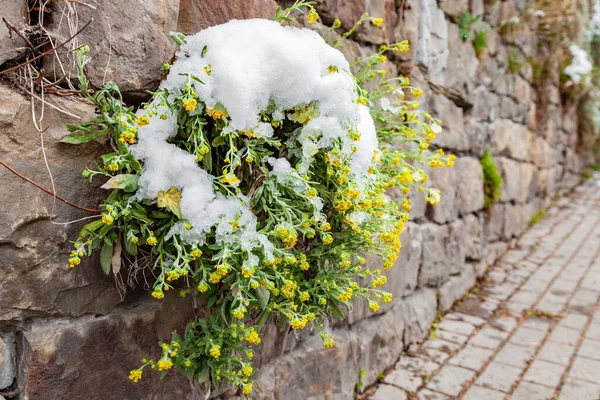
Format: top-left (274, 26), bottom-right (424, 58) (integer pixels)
top-left (437, 319), bottom-right (476, 336)
top-left (587, 321), bottom-right (600, 340)
top-left (559, 377), bottom-right (600, 400)
top-left (509, 326), bottom-right (548, 347)
top-left (494, 343), bottom-right (536, 368)
top-left (509, 290), bottom-right (539, 308)
top-left (448, 344), bottom-right (494, 371)
top-left (522, 359), bottom-right (566, 388)
top-left (445, 313), bottom-right (486, 327)
top-left (426, 365), bottom-right (475, 397)
top-left (369, 384), bottom-right (408, 400)
top-left (490, 316), bottom-right (518, 332)
top-left (568, 288), bottom-right (600, 315)
top-left (470, 327), bottom-right (509, 350)
top-left (383, 367), bottom-right (422, 392)
top-left (569, 356), bottom-right (600, 383)
top-left (416, 347), bottom-right (451, 364)
top-left (578, 337), bottom-right (600, 360)
top-left (560, 313), bottom-right (589, 330)
top-left (395, 356), bottom-right (440, 376)
top-left (512, 381), bottom-right (556, 400)
top-left (437, 330), bottom-right (469, 345)
top-left (462, 385), bottom-right (505, 400)
top-left (416, 388), bottom-right (451, 400)
top-left (421, 339), bottom-right (461, 355)
top-left (537, 340), bottom-right (576, 365)
top-left (548, 325), bottom-right (581, 346)
top-left (475, 361), bottom-right (522, 392)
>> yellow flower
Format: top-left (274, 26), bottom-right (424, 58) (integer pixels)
top-left (241, 383), bottom-right (253, 395)
top-left (299, 291), bottom-right (310, 302)
top-left (135, 115), bottom-right (150, 126)
top-left (378, 55), bottom-right (387, 64)
top-left (321, 333), bottom-right (334, 348)
top-left (209, 345), bottom-right (221, 359)
top-left (182, 98), bottom-right (197, 111)
top-left (129, 369), bottom-right (143, 383)
top-left (68, 256), bottom-right (81, 268)
top-left (244, 329), bottom-right (261, 345)
top-left (157, 358), bottom-right (173, 371)
top-left (322, 233), bottom-right (333, 245)
top-left (373, 18), bottom-right (384, 27)
top-left (184, 360), bottom-right (192, 367)
top-left (327, 65), bottom-right (339, 74)
top-left (222, 172), bottom-right (240, 186)
top-left (369, 301), bottom-right (380, 312)
top-left (307, 8), bottom-right (319, 24)
top-left (356, 97), bottom-right (368, 105)
top-left (146, 236), bottom-right (157, 246)
top-left (151, 288), bottom-right (164, 299)
top-left (242, 365), bottom-right (253, 376)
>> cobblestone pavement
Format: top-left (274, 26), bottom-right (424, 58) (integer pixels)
top-left (367, 183), bottom-right (600, 400)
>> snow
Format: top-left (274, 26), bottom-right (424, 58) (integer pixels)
top-left (564, 44), bottom-right (592, 84)
top-left (130, 19), bottom-right (380, 252)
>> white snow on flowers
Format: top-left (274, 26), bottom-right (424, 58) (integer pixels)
top-left (564, 44), bottom-right (593, 85)
top-left (131, 19), bottom-right (379, 252)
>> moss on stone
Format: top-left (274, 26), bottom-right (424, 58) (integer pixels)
top-left (480, 149), bottom-right (503, 209)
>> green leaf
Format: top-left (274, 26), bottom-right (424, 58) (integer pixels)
top-left (255, 287), bottom-right (270, 310)
top-left (124, 153), bottom-right (142, 172)
top-left (329, 301), bottom-right (345, 321)
top-left (123, 238), bottom-right (138, 256)
top-left (100, 241), bottom-right (114, 275)
top-left (170, 31), bottom-right (187, 45)
top-left (60, 129), bottom-right (109, 144)
top-left (100, 174), bottom-right (139, 192)
top-left (157, 186), bottom-right (182, 218)
top-left (196, 365), bottom-right (209, 383)
top-left (77, 219), bottom-right (104, 241)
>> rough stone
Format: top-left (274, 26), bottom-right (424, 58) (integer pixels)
top-left (491, 120), bottom-right (529, 161)
top-left (464, 119), bottom-right (490, 157)
top-left (255, 328), bottom-right (359, 400)
top-left (465, 214), bottom-right (484, 260)
top-left (455, 157), bottom-right (485, 216)
top-left (419, 223), bottom-right (451, 286)
top-left (414, 0), bottom-right (449, 84)
top-left (438, 263), bottom-right (476, 311)
top-left (370, 384), bottom-right (407, 399)
top-left (178, 0), bottom-right (278, 32)
top-left (438, 0), bottom-right (469, 18)
top-left (46, 0), bottom-right (180, 98)
top-left (517, 162), bottom-right (536, 204)
top-left (356, 0), bottom-right (398, 45)
top-left (313, 0), bottom-right (367, 31)
top-left (0, 0), bottom-right (26, 66)
top-left (495, 156), bottom-right (521, 202)
top-left (426, 164), bottom-right (458, 224)
top-left (399, 289), bottom-right (438, 344)
top-left (430, 94), bottom-right (469, 151)
top-left (445, 22), bottom-right (479, 101)
top-left (0, 332), bottom-right (16, 389)
top-left (0, 85), bottom-right (121, 321)
top-left (20, 295), bottom-right (194, 399)
top-left (471, 86), bottom-right (501, 122)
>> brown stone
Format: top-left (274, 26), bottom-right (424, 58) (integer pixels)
top-left (313, 0), bottom-right (367, 31)
top-left (178, 0), bottom-right (278, 33)
top-left (0, 0), bottom-right (27, 66)
top-left (45, 0), bottom-right (180, 98)
top-left (20, 295), bottom-right (195, 399)
top-left (0, 84), bottom-right (121, 321)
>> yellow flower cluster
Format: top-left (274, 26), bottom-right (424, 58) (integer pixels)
top-left (244, 328), bottom-right (261, 345)
top-left (209, 345), bottom-right (221, 359)
top-left (129, 369), bottom-right (143, 383)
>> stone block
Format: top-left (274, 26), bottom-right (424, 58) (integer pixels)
top-left (494, 156), bottom-right (520, 202)
top-left (465, 214), bottom-right (483, 260)
top-left (471, 86), bottom-right (500, 122)
top-left (0, 0), bottom-right (26, 65)
top-left (430, 94), bottom-right (469, 151)
top-left (438, 263), bottom-right (476, 311)
top-left (419, 223), bottom-right (450, 286)
top-left (0, 85), bottom-right (121, 322)
top-left (46, 0), bottom-right (180, 98)
top-left (0, 332), bottom-right (16, 389)
top-left (313, 0), bottom-right (367, 31)
top-left (517, 162), bottom-right (536, 204)
top-left (399, 289), bottom-right (438, 344)
top-left (438, 0), bottom-right (469, 18)
top-left (413, 0), bottom-right (449, 84)
top-left (426, 165), bottom-right (458, 224)
top-left (464, 120), bottom-right (490, 157)
top-left (356, 0), bottom-right (399, 45)
top-left (445, 23), bottom-right (479, 100)
top-left (20, 295), bottom-right (194, 399)
top-left (491, 119), bottom-right (529, 161)
top-left (455, 157), bottom-right (485, 216)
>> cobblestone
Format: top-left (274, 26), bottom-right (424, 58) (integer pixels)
top-left (367, 186), bottom-right (600, 400)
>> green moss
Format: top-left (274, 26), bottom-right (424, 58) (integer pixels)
top-left (458, 11), bottom-right (481, 41)
top-left (582, 171), bottom-right (592, 180)
top-left (529, 209), bottom-right (546, 225)
top-left (473, 29), bottom-right (488, 57)
top-left (508, 50), bottom-right (529, 74)
top-left (480, 149), bottom-right (503, 209)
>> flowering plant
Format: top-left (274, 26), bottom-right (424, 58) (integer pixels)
top-left (63, 7), bottom-right (452, 396)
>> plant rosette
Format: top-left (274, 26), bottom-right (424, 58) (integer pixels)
top-left (64, 16), bottom-right (453, 396)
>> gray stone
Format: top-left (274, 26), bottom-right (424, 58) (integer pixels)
top-left (438, 263), bottom-right (476, 311)
top-left (179, 0), bottom-right (279, 32)
top-left (46, 0), bottom-right (180, 98)
top-left (463, 385), bottom-right (505, 400)
top-left (475, 361), bottom-right (522, 392)
top-left (445, 23), bottom-right (479, 101)
top-left (427, 365), bottom-right (475, 397)
top-left (512, 382), bottom-right (555, 400)
top-left (414, 0), bottom-right (449, 84)
top-left (447, 219), bottom-right (467, 274)
top-left (0, 0), bottom-right (26, 65)
top-left (400, 289), bottom-right (438, 344)
top-left (383, 367), bottom-right (422, 392)
top-left (369, 384), bottom-right (407, 400)
top-left (0, 85), bottom-right (121, 321)
top-left (431, 94), bottom-right (469, 151)
top-left (20, 294), bottom-right (194, 399)
top-left (469, 326), bottom-right (508, 350)
top-left (486, 203), bottom-right (505, 242)
top-left (523, 359), bottom-right (566, 388)
top-left (509, 326), bottom-right (548, 347)
top-left (471, 86), bottom-right (501, 121)
top-left (426, 165), bottom-right (458, 224)
top-left (438, 0), bottom-right (469, 18)
top-left (448, 344), bottom-right (494, 371)
top-left (419, 223), bottom-right (451, 286)
top-left (465, 214), bottom-right (483, 260)
top-left (495, 157), bottom-right (520, 202)
top-left (356, 0), bottom-right (398, 45)
top-left (357, 305), bottom-right (405, 387)
top-left (313, 0), bottom-right (367, 31)
top-left (491, 120), bottom-right (529, 161)
top-left (255, 327), bottom-right (359, 400)
top-left (494, 343), bottom-right (536, 369)
top-left (456, 157), bottom-right (485, 216)
top-left (0, 332), bottom-right (15, 389)
top-left (517, 163), bottom-right (536, 204)
top-left (464, 120), bottom-right (490, 157)
top-left (569, 356), bottom-right (600, 384)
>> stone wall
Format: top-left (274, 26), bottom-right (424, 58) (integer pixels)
top-left (0, 0), bottom-right (589, 399)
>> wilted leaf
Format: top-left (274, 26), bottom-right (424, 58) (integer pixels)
top-left (112, 237), bottom-right (122, 275)
top-left (101, 174), bottom-right (139, 192)
top-left (157, 186), bottom-right (182, 218)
